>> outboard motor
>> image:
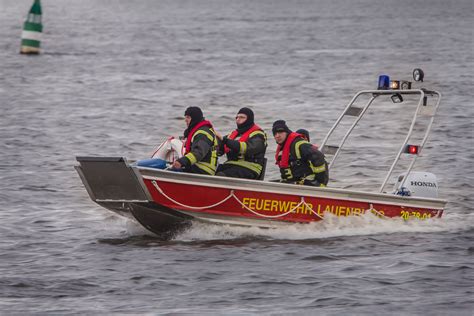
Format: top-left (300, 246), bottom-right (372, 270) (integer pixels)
top-left (394, 172), bottom-right (439, 198)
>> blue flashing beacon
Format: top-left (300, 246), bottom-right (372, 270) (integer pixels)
top-left (378, 75), bottom-right (390, 90)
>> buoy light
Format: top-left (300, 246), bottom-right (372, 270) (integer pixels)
top-left (405, 144), bottom-right (420, 155)
top-left (378, 75), bottom-right (390, 90)
top-left (413, 68), bottom-right (424, 82)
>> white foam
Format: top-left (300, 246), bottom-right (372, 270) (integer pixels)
top-left (173, 212), bottom-right (474, 241)
top-left (124, 218), bottom-right (153, 236)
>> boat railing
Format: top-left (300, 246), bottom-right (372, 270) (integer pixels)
top-left (319, 89), bottom-right (441, 193)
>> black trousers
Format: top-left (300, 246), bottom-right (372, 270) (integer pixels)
top-left (184, 164), bottom-right (213, 175)
top-left (280, 178), bottom-right (324, 187)
top-left (216, 164), bottom-right (259, 180)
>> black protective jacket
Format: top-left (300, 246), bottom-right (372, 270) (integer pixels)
top-left (177, 125), bottom-right (218, 175)
top-left (218, 128), bottom-right (267, 176)
top-left (277, 136), bottom-right (329, 186)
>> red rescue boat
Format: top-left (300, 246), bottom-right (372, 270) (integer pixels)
top-left (76, 70), bottom-right (447, 239)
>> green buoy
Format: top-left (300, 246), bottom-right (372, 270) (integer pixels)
top-left (20, 0), bottom-right (43, 54)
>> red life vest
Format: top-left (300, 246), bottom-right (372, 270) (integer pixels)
top-left (224, 124), bottom-right (262, 153)
top-left (185, 120), bottom-right (213, 153)
top-left (275, 132), bottom-right (301, 168)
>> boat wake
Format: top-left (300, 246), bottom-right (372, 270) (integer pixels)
top-left (121, 211), bottom-right (473, 242)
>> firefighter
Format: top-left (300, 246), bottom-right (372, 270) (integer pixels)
top-left (216, 107), bottom-right (267, 179)
top-left (273, 120), bottom-right (328, 186)
top-left (171, 106), bottom-right (218, 175)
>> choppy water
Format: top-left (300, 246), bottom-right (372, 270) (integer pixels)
top-left (1, 0), bottom-right (473, 314)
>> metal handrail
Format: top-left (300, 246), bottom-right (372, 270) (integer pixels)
top-left (382, 90), bottom-right (441, 192)
top-left (329, 94), bottom-right (377, 169)
top-left (319, 89), bottom-right (441, 193)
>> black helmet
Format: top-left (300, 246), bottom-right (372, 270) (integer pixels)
top-left (295, 129), bottom-right (310, 142)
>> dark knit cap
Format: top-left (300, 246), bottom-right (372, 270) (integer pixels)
top-left (295, 129), bottom-right (310, 142)
top-left (184, 106), bottom-right (204, 122)
top-left (272, 120), bottom-right (292, 135)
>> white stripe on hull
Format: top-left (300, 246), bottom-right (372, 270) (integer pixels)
top-left (21, 30), bottom-right (42, 41)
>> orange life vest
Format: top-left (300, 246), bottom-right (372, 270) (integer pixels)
top-left (224, 124), bottom-right (262, 153)
top-left (275, 132), bottom-right (301, 168)
top-left (184, 120), bottom-right (213, 153)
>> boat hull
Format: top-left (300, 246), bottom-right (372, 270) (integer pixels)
top-left (141, 171), bottom-right (444, 227)
top-left (76, 157), bottom-right (446, 237)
